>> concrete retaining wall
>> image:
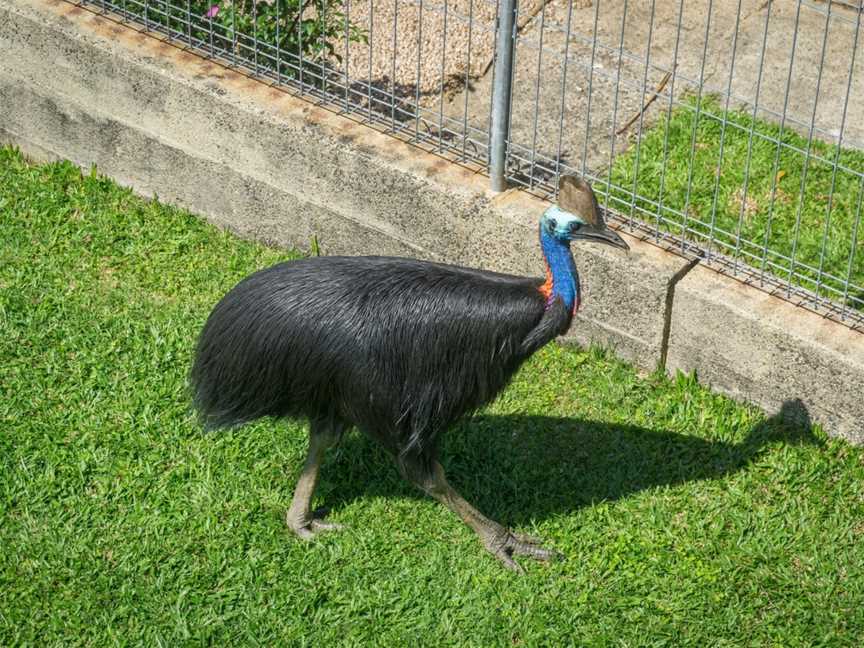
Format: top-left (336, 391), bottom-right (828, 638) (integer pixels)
top-left (2, 0), bottom-right (861, 443)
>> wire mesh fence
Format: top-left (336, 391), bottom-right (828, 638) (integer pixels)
top-left (502, 0), bottom-right (864, 329)
top-left (86, 0), bottom-right (502, 162)
top-left (74, 0), bottom-right (864, 327)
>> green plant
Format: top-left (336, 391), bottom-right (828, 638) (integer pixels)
top-left (604, 96), bottom-right (864, 309)
top-left (209, 0), bottom-right (365, 65)
top-left (137, 0), bottom-right (367, 85)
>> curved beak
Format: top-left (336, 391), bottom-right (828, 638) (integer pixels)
top-left (577, 226), bottom-right (630, 251)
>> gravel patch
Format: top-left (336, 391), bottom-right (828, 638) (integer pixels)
top-left (332, 0), bottom-right (574, 109)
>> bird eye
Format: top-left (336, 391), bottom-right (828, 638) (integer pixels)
top-left (570, 222), bottom-right (582, 232)
top-left (547, 218), bottom-right (558, 231)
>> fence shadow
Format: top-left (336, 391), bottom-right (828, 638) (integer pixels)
top-left (319, 399), bottom-right (821, 527)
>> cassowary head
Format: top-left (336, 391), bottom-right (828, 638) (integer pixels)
top-left (540, 175), bottom-right (629, 250)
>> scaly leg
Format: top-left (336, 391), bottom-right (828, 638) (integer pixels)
top-left (285, 419), bottom-right (344, 540)
top-left (409, 460), bottom-right (560, 573)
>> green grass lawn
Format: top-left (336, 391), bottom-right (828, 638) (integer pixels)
top-left (2, 146), bottom-right (863, 645)
top-left (606, 97), bottom-right (864, 309)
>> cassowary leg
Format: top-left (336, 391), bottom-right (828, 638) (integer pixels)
top-left (285, 419), bottom-right (344, 540)
top-left (412, 461), bottom-right (559, 573)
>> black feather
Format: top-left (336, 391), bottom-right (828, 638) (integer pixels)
top-left (190, 256), bottom-right (571, 469)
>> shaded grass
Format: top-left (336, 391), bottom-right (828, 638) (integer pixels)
top-left (2, 146), bottom-right (864, 645)
top-left (606, 97), bottom-right (864, 310)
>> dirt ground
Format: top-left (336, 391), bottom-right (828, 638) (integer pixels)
top-left (332, 0), bottom-right (864, 176)
top-left (334, 0), bottom-right (591, 105)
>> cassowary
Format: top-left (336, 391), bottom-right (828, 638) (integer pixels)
top-left (190, 176), bottom-right (628, 571)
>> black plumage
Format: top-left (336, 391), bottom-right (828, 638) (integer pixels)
top-left (193, 258), bottom-right (567, 452)
top-left (190, 176), bottom-right (628, 571)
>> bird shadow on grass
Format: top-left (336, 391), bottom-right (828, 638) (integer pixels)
top-left (318, 399), bottom-right (822, 527)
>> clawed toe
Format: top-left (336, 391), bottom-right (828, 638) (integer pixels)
top-left (286, 507), bottom-right (344, 540)
top-left (309, 518), bottom-right (343, 532)
top-left (485, 531), bottom-right (562, 572)
top-left (512, 532), bottom-right (544, 546)
top-left (509, 537), bottom-right (559, 561)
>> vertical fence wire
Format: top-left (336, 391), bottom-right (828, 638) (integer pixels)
top-left (785, 1), bottom-right (833, 297)
top-left (653, 0), bottom-right (685, 243)
top-left (231, 1), bottom-right (238, 67)
top-left (601, 0), bottom-right (631, 218)
top-left (252, 0), bottom-right (259, 75)
top-left (758, 1), bottom-right (805, 285)
top-left (527, 0), bottom-right (547, 189)
top-left (626, 0), bottom-right (657, 231)
top-left (367, 0), bottom-right (374, 123)
top-left (390, 0), bottom-right (398, 130)
top-left (344, 0), bottom-right (351, 112)
top-left (437, 0), bottom-right (449, 152)
top-left (704, 0), bottom-right (745, 264)
top-left (816, 4), bottom-right (861, 307)
top-left (504, 0), bottom-right (520, 179)
top-left (578, 0), bottom-right (600, 181)
top-left (843, 176), bottom-right (864, 316)
top-left (461, 0), bottom-right (475, 162)
top-left (554, 0), bottom-right (576, 191)
top-left (414, 0), bottom-right (424, 142)
top-left (678, 0), bottom-right (714, 254)
top-left (298, 0), bottom-right (305, 93)
top-left (487, 0), bottom-right (501, 165)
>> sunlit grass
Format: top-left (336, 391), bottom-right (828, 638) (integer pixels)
top-left (2, 146), bottom-right (863, 645)
top-left (607, 97), bottom-right (864, 309)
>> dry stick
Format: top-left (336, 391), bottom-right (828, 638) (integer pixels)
top-left (480, 0), bottom-right (554, 77)
top-left (616, 70), bottom-right (672, 136)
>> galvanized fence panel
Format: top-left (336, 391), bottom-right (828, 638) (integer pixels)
top-left (505, 0), bottom-right (864, 329)
top-left (86, 0), bottom-right (500, 161)
top-left (71, 0), bottom-right (864, 328)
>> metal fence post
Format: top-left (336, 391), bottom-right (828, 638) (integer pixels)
top-left (489, 0), bottom-right (517, 193)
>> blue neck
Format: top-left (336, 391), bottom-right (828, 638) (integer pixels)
top-left (540, 226), bottom-right (580, 312)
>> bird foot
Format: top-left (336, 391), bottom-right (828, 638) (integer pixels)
top-left (483, 530), bottom-right (562, 573)
top-left (286, 507), bottom-right (344, 541)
